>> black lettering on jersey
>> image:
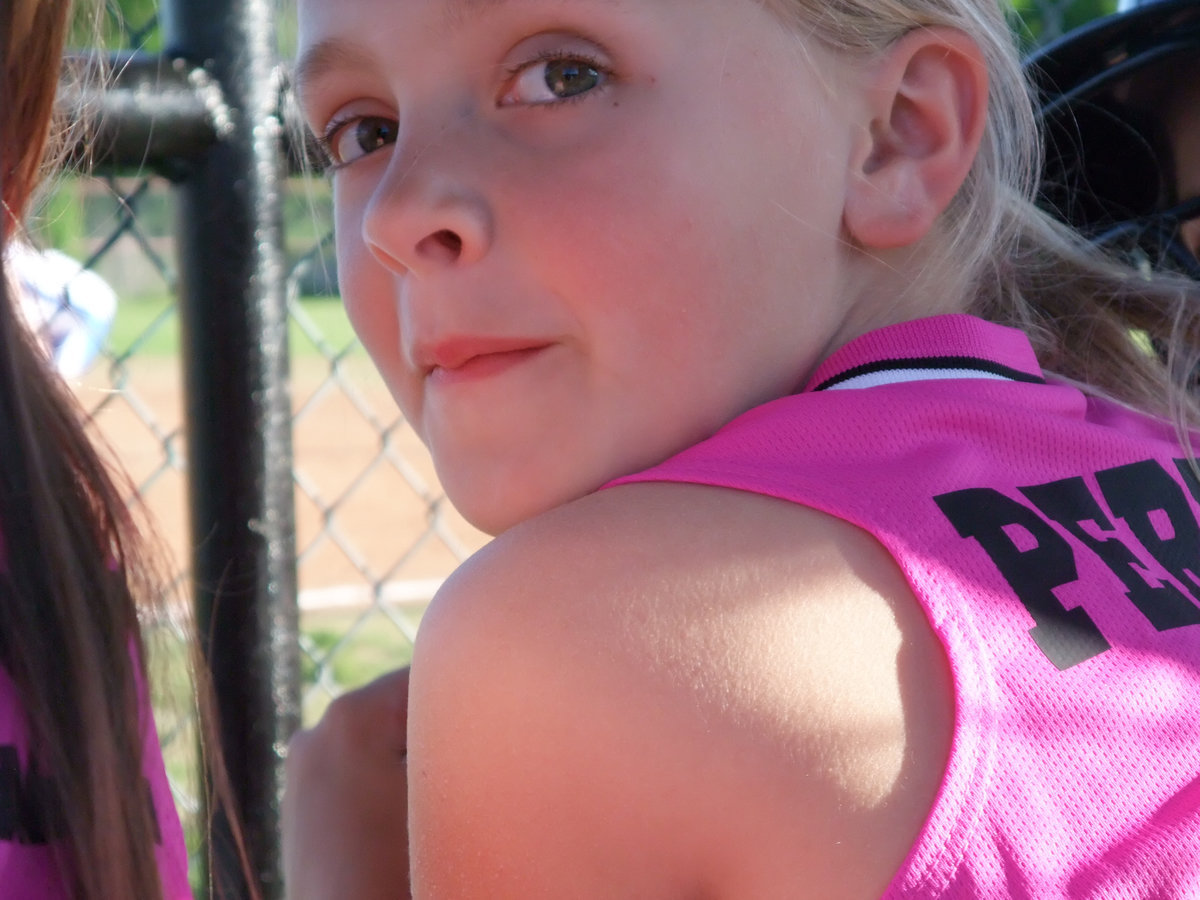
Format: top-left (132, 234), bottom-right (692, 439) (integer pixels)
top-left (1022, 471), bottom-right (1200, 632)
top-left (1, 745), bottom-right (160, 846)
top-left (1097, 460), bottom-right (1200, 608)
top-left (937, 458), bottom-right (1200, 669)
top-left (0, 745), bottom-right (64, 844)
top-left (0, 745), bottom-right (17, 840)
top-left (934, 488), bottom-right (1111, 670)
top-left (1175, 458), bottom-right (1200, 506)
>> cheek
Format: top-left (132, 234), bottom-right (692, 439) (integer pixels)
top-left (336, 247), bottom-right (386, 336)
top-left (1175, 148), bottom-right (1200, 262)
top-left (333, 204), bottom-right (421, 414)
top-left (334, 192), bottom-right (390, 336)
top-left (1181, 218), bottom-right (1200, 261)
top-left (513, 151), bottom-right (748, 303)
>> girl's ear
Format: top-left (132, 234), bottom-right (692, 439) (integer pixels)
top-left (843, 27), bottom-right (988, 250)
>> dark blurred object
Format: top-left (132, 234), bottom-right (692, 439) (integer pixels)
top-left (1026, 0), bottom-right (1200, 278)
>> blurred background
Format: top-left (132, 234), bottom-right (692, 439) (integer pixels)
top-left (26, 0), bottom-right (1122, 895)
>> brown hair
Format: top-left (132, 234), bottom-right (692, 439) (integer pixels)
top-left (3, 0), bottom-right (65, 237)
top-left (1, 1), bottom-right (171, 896)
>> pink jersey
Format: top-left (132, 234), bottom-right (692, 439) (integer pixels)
top-left (0, 656), bottom-right (191, 898)
top-left (612, 314), bottom-right (1200, 897)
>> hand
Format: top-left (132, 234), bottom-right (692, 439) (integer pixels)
top-left (282, 667), bottom-right (412, 900)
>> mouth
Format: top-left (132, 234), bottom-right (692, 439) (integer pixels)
top-left (420, 338), bottom-right (552, 386)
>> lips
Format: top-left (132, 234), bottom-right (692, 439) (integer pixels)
top-left (418, 337), bottom-right (552, 385)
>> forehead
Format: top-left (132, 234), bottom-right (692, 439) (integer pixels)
top-left (295, 0), bottom-right (633, 102)
top-left (296, 0), bottom-right (464, 99)
top-left (301, 0), bottom-right (549, 64)
top-left (297, 0), bottom-right (623, 42)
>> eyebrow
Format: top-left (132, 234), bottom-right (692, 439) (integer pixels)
top-left (294, 0), bottom-right (623, 100)
top-left (293, 38), bottom-right (377, 105)
top-left (441, 0), bottom-right (517, 31)
top-left (295, 0), bottom-right (515, 100)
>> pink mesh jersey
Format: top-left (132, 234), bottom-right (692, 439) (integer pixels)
top-left (0, 653), bottom-right (191, 897)
top-left (612, 314), bottom-right (1200, 897)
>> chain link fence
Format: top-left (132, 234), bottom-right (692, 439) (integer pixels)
top-left (24, 0), bottom-right (1115, 894)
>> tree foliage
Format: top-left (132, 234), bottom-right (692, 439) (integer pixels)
top-left (1010, 0), bottom-right (1121, 50)
top-left (69, 0), bottom-right (163, 51)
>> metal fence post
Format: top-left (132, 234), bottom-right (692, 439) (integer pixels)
top-left (160, 0), bottom-right (299, 896)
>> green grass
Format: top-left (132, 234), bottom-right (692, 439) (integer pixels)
top-left (299, 605), bottom-right (422, 725)
top-left (150, 605), bottom-right (419, 896)
top-left (107, 295), bottom-right (362, 359)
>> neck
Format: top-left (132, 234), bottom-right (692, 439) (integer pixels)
top-left (824, 238), bottom-right (975, 367)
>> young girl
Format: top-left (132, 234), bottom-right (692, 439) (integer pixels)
top-left (1, 1), bottom-right (190, 896)
top-left (284, 0), bottom-right (1200, 896)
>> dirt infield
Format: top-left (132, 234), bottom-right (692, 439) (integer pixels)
top-left (73, 354), bottom-right (490, 603)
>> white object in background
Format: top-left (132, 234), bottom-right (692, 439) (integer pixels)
top-left (7, 242), bottom-right (117, 377)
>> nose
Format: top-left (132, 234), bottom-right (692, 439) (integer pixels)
top-left (361, 135), bottom-right (493, 279)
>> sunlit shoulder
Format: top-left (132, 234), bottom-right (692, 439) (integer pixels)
top-left (407, 482), bottom-right (955, 898)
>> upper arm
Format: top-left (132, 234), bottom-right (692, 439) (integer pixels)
top-left (407, 484), bottom-right (953, 899)
top-left (408, 533), bottom-right (714, 897)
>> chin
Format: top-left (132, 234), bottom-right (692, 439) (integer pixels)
top-left (448, 482), bottom-right (553, 537)
top-left (447, 468), bottom-right (598, 537)
top-left (459, 505), bottom-right (522, 538)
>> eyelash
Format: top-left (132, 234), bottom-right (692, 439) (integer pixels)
top-left (313, 45), bottom-right (614, 173)
top-left (316, 113), bottom-right (367, 173)
top-left (502, 49), bottom-right (613, 106)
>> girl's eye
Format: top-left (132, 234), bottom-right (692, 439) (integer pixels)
top-left (323, 115), bottom-right (398, 167)
top-left (502, 56), bottom-right (607, 106)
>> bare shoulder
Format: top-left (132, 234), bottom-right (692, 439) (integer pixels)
top-left (409, 483), bottom-right (953, 899)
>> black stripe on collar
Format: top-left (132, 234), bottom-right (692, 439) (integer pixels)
top-left (813, 355), bottom-right (1046, 392)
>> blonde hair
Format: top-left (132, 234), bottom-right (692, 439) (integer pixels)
top-left (772, 0), bottom-right (1200, 435)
